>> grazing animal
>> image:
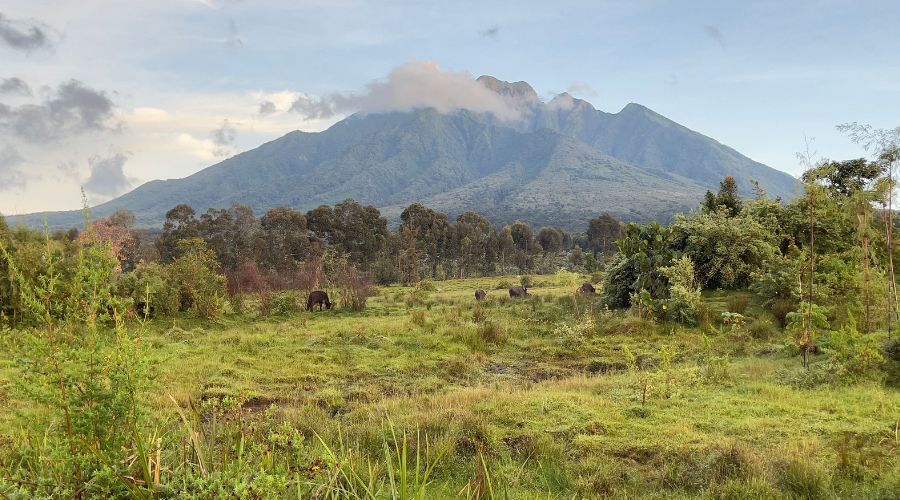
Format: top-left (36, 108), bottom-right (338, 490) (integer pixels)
top-left (306, 290), bottom-right (332, 311)
top-left (579, 283), bottom-right (596, 295)
top-left (509, 286), bottom-right (529, 299)
top-left (475, 289), bottom-right (487, 301)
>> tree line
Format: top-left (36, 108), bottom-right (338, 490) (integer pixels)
top-left (0, 199), bottom-right (624, 323)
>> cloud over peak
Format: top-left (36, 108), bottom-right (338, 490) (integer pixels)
top-left (290, 62), bottom-right (528, 122)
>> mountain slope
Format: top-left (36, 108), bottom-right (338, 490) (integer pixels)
top-left (508, 89), bottom-right (798, 200)
top-left (8, 76), bottom-right (797, 231)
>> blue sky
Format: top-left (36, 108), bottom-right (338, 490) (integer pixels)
top-left (1, 0), bottom-right (898, 213)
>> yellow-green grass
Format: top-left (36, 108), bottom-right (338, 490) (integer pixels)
top-left (1, 273), bottom-right (898, 497)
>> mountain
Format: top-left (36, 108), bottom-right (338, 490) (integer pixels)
top-left (7, 76), bottom-right (797, 231)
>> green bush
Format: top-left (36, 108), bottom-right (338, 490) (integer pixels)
top-left (168, 239), bottom-right (227, 319)
top-left (770, 298), bottom-right (795, 328)
top-left (659, 255), bottom-right (701, 325)
top-left (271, 291), bottom-right (301, 315)
top-left (747, 317), bottom-right (779, 340)
top-left (416, 279), bottom-right (436, 292)
top-left (601, 253), bottom-right (636, 309)
top-left (779, 460), bottom-right (831, 499)
top-left (821, 326), bottom-right (885, 384)
top-left (118, 262), bottom-right (179, 316)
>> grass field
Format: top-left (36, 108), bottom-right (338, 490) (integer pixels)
top-left (2, 273), bottom-right (899, 498)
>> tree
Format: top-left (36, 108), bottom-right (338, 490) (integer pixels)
top-left (508, 221), bottom-right (533, 252)
top-left (801, 158), bottom-right (883, 199)
top-left (259, 207), bottom-right (309, 270)
top-left (587, 213), bottom-right (624, 257)
top-left (400, 203), bottom-right (454, 277)
top-left (537, 227), bottom-right (566, 255)
top-left (157, 204), bottom-right (199, 263)
top-left (455, 212), bottom-right (497, 277)
top-left (79, 215), bottom-right (138, 272)
top-left (308, 200), bottom-right (389, 268)
top-left (670, 210), bottom-right (778, 289)
top-left (716, 176), bottom-right (743, 216)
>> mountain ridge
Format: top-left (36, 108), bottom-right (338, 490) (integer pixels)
top-left (6, 75), bottom-right (797, 232)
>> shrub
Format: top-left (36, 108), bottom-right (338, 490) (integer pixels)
top-left (771, 298), bottom-right (795, 328)
top-left (520, 275), bottom-right (533, 289)
top-left (601, 253), bottom-right (637, 309)
top-left (118, 261), bottom-right (179, 316)
top-left (337, 264), bottom-right (373, 311)
top-left (472, 305), bottom-right (486, 323)
top-left (821, 325), bottom-right (885, 384)
top-left (477, 321), bottom-right (505, 345)
top-left (168, 239), bottom-right (227, 319)
top-left (747, 317), bottom-right (779, 340)
top-left (659, 255), bottom-right (701, 325)
top-left (271, 291), bottom-right (301, 315)
top-left (726, 294), bottom-right (750, 315)
top-left (417, 279), bottom-right (436, 292)
top-left (410, 310), bottom-right (426, 327)
top-left (779, 459), bottom-right (831, 499)
top-left (496, 280), bottom-right (513, 290)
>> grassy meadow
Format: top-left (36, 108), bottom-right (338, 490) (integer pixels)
top-left (1, 273), bottom-right (899, 498)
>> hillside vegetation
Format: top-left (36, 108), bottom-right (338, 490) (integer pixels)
top-left (8, 76), bottom-right (797, 231)
top-left (0, 134), bottom-right (897, 497)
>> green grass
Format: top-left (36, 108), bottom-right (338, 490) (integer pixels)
top-left (2, 274), bottom-right (898, 498)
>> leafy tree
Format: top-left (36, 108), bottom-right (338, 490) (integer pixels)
top-left (703, 176), bottom-right (743, 216)
top-left (309, 200), bottom-right (389, 268)
top-left (587, 213), bottom-right (623, 257)
top-left (670, 210), bottom-right (778, 289)
top-left (455, 212), bottom-right (497, 277)
top-left (156, 204), bottom-right (199, 263)
top-left (616, 221), bottom-right (674, 299)
top-left (801, 158), bottom-right (884, 199)
top-left (400, 203), bottom-right (454, 277)
top-left (259, 207), bottom-right (309, 270)
top-left (537, 227), bottom-right (566, 255)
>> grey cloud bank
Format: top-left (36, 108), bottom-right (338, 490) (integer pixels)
top-left (0, 80), bottom-right (118, 143)
top-left (0, 12), bottom-right (53, 51)
top-left (0, 77), bottom-right (31, 96)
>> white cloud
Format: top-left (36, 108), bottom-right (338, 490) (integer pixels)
top-left (290, 62), bottom-right (528, 122)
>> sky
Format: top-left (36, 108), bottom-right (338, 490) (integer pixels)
top-left (1, 0), bottom-right (898, 215)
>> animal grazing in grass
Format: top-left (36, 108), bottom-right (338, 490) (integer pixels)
top-left (306, 290), bottom-right (332, 311)
top-left (509, 286), bottom-right (529, 298)
top-left (475, 289), bottom-right (487, 301)
top-left (579, 283), bottom-right (596, 294)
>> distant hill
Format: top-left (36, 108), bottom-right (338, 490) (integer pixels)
top-left (8, 76), bottom-right (797, 232)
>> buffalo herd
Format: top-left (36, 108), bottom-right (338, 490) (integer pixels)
top-left (471, 283), bottom-right (596, 302)
top-left (304, 282), bottom-right (596, 312)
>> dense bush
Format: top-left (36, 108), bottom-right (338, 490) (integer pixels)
top-left (659, 255), bottom-right (701, 325)
top-left (167, 239), bottom-right (227, 319)
top-left (671, 209), bottom-right (778, 289)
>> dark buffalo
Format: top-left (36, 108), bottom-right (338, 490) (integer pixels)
top-left (509, 286), bottom-right (529, 299)
top-left (307, 290), bottom-right (332, 311)
top-left (579, 283), bottom-right (596, 295)
top-left (475, 289), bottom-right (487, 301)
